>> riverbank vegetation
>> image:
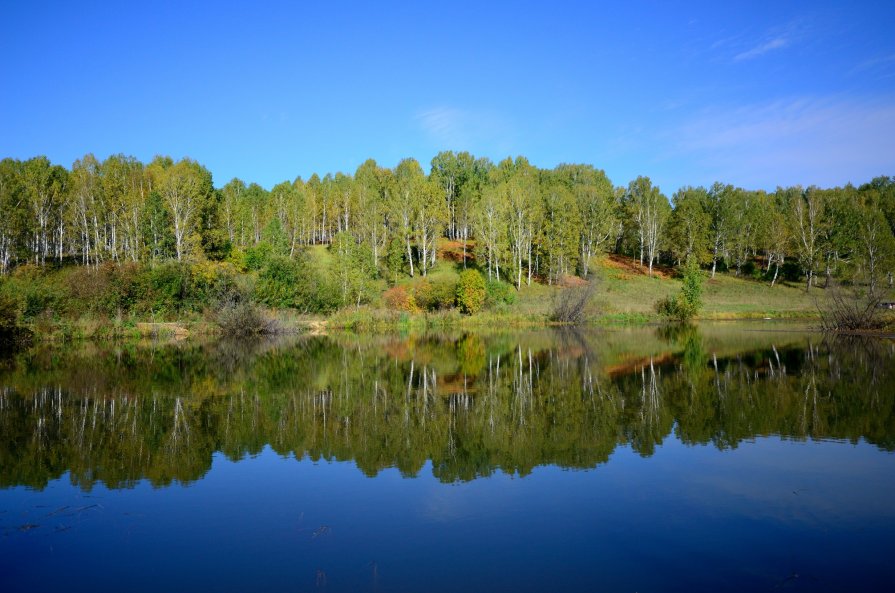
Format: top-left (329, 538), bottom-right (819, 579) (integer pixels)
top-left (0, 152), bottom-right (892, 338)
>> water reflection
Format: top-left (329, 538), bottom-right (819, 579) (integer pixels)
top-left (0, 326), bottom-right (893, 490)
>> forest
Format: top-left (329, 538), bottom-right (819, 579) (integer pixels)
top-left (0, 151), bottom-right (893, 334)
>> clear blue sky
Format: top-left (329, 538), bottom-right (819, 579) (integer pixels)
top-left (2, 0), bottom-right (893, 193)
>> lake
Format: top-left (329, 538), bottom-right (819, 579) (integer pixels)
top-left (1, 324), bottom-right (894, 592)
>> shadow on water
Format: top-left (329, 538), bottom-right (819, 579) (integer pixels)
top-left (0, 324), bottom-right (893, 490)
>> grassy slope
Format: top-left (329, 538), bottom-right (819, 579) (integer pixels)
top-left (308, 238), bottom-right (836, 323)
top-left (593, 255), bottom-right (829, 320)
top-left (325, 243), bottom-right (836, 330)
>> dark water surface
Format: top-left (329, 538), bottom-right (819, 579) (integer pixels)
top-left (1, 324), bottom-right (894, 592)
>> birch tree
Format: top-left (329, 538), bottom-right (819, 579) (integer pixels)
top-left (626, 176), bottom-right (669, 276)
top-left (22, 156), bottom-right (67, 265)
top-left (355, 159), bottom-right (390, 268)
top-left (474, 184), bottom-right (506, 281)
top-left (69, 154), bottom-right (102, 265)
top-left (789, 186), bottom-right (825, 291)
top-left (149, 157), bottom-right (212, 262)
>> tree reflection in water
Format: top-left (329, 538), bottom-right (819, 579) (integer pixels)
top-left (0, 327), bottom-right (892, 490)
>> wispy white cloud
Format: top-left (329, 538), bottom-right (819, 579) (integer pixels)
top-left (655, 96), bottom-right (895, 189)
top-left (733, 37), bottom-right (789, 61)
top-left (416, 107), bottom-right (469, 147)
top-left (414, 106), bottom-right (515, 151)
top-left (852, 53), bottom-right (895, 75)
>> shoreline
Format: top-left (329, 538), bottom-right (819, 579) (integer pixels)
top-left (5, 309), bottom-right (835, 345)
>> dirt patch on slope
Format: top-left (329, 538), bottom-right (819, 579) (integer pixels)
top-left (602, 254), bottom-right (674, 279)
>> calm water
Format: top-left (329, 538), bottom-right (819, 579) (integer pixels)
top-left (1, 324), bottom-right (894, 592)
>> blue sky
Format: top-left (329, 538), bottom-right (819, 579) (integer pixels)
top-left (1, 0), bottom-right (893, 193)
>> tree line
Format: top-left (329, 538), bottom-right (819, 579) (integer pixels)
top-left (1, 152), bottom-right (893, 294)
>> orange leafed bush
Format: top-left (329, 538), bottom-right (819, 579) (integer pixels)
top-left (383, 285), bottom-right (417, 312)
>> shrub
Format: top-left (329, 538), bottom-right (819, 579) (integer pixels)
top-left (782, 261), bottom-right (802, 283)
top-left (0, 291), bottom-right (22, 333)
top-left (818, 282), bottom-right (887, 332)
top-left (434, 279), bottom-right (458, 310)
top-left (254, 255), bottom-right (338, 313)
top-left (655, 295), bottom-right (693, 323)
top-left (245, 243), bottom-right (274, 271)
top-left (679, 257), bottom-right (703, 312)
top-left (142, 262), bottom-right (193, 315)
top-left (485, 280), bottom-right (516, 308)
top-left (456, 269), bottom-right (486, 314)
top-left (550, 281), bottom-right (596, 323)
top-left (657, 257), bottom-right (703, 323)
top-left (383, 285), bottom-right (417, 312)
top-left (191, 260), bottom-right (240, 306)
top-left (64, 262), bottom-right (142, 316)
top-left (254, 256), bottom-right (300, 308)
top-left (411, 278), bottom-right (456, 311)
top-left (214, 301), bottom-right (281, 337)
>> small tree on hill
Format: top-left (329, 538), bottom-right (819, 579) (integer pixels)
top-left (656, 257), bottom-right (704, 323)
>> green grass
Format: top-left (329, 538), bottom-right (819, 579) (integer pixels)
top-left (593, 258), bottom-right (829, 320)
top-left (322, 254), bottom-right (840, 331)
top-left (305, 244), bottom-right (335, 271)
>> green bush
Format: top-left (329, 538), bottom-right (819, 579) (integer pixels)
top-left (414, 278), bottom-right (457, 311)
top-left (0, 291), bottom-right (21, 333)
top-left (254, 255), bottom-right (338, 313)
top-left (431, 279), bottom-right (457, 310)
top-left (657, 257), bottom-right (703, 323)
top-left (485, 280), bottom-right (516, 308)
top-left (655, 294), bottom-right (693, 323)
top-left (244, 243), bottom-right (274, 271)
top-left (63, 262), bottom-right (141, 316)
top-left (142, 262), bottom-right (193, 314)
top-left (456, 269), bottom-right (486, 314)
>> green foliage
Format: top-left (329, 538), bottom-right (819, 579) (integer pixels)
top-left (668, 186), bottom-right (711, 265)
top-left (142, 262), bottom-right (195, 314)
top-left (244, 243), bottom-right (274, 271)
top-left (254, 256), bottom-right (299, 308)
top-left (0, 148), bottom-right (892, 330)
top-left (63, 262), bottom-right (142, 316)
top-left (3, 265), bottom-right (66, 321)
top-left (0, 289), bottom-right (22, 334)
top-left (656, 257), bottom-right (704, 323)
top-left (412, 277), bottom-right (457, 311)
top-left (680, 257), bottom-right (703, 311)
top-left (540, 184), bottom-right (581, 282)
top-left (485, 280), bottom-right (516, 308)
top-left (254, 255), bottom-right (338, 313)
top-left (201, 227), bottom-right (232, 262)
top-left (331, 232), bottom-right (378, 306)
top-left (385, 238), bottom-right (406, 283)
top-left (261, 218), bottom-right (290, 257)
top-left (456, 269), bottom-right (486, 314)
top-left (143, 191), bottom-right (176, 262)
